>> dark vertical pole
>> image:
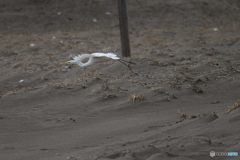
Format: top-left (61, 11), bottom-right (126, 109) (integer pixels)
top-left (118, 0), bottom-right (131, 57)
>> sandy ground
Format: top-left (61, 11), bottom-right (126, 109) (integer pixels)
top-left (1, 0), bottom-right (240, 160)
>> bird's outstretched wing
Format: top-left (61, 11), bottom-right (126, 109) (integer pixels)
top-left (72, 54), bottom-right (93, 62)
top-left (92, 53), bottom-right (120, 60)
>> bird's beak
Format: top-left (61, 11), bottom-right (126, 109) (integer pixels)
top-left (59, 62), bottom-right (68, 65)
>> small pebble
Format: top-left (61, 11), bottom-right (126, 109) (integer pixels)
top-left (105, 12), bottom-right (112, 15)
top-left (67, 155), bottom-right (74, 159)
top-left (29, 43), bottom-right (36, 47)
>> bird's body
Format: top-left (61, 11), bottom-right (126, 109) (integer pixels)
top-left (60, 53), bottom-right (135, 72)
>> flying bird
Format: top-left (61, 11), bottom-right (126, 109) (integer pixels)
top-left (59, 53), bottom-right (135, 72)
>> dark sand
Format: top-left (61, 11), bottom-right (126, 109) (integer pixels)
top-left (0, 0), bottom-right (240, 160)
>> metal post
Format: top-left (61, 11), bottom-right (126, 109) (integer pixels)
top-left (118, 0), bottom-right (131, 57)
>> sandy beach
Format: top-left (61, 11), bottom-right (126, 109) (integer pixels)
top-left (0, 0), bottom-right (240, 159)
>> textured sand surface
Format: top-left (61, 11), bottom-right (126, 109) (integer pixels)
top-left (0, 0), bottom-right (240, 160)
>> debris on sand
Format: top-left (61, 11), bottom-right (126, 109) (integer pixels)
top-left (225, 102), bottom-right (240, 115)
top-left (128, 93), bottom-right (144, 103)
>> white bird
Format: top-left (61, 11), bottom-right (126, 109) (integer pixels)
top-left (59, 53), bottom-right (135, 72)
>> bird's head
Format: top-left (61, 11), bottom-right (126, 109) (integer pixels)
top-left (59, 60), bottom-right (75, 65)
